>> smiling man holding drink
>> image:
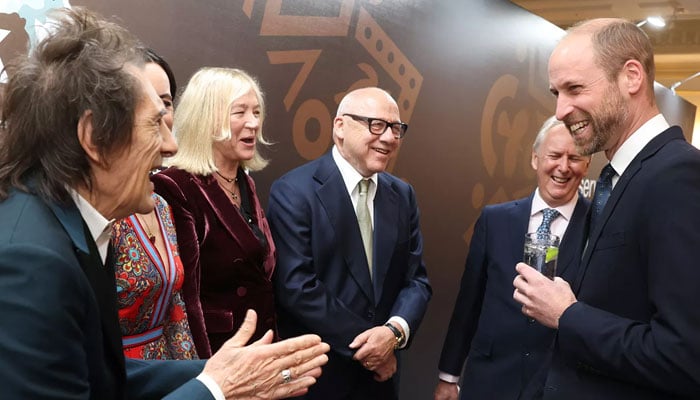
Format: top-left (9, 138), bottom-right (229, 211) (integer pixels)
top-left (434, 116), bottom-right (590, 400)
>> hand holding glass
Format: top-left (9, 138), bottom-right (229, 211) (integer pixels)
top-left (523, 233), bottom-right (560, 279)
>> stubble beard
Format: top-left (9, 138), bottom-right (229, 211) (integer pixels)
top-left (573, 84), bottom-right (628, 157)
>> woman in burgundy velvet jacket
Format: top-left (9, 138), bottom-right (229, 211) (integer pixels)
top-left (152, 67), bottom-right (276, 358)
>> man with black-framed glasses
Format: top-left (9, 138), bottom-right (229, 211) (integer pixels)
top-left (342, 113), bottom-right (409, 139)
top-left (268, 87), bottom-right (432, 400)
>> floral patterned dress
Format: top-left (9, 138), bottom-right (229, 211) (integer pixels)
top-left (111, 194), bottom-right (198, 360)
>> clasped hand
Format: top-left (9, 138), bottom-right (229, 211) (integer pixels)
top-left (348, 325), bottom-right (399, 382)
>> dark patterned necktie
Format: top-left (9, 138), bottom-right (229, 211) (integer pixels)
top-left (590, 163), bottom-right (616, 233)
top-left (536, 208), bottom-right (560, 237)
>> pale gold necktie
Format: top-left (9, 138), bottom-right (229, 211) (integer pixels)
top-left (356, 179), bottom-right (373, 278)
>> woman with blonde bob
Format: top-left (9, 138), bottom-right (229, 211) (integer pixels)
top-left (152, 67), bottom-right (277, 358)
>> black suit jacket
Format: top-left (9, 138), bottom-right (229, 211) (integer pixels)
top-left (438, 192), bottom-right (589, 400)
top-left (0, 188), bottom-right (211, 399)
top-left (535, 126), bottom-right (700, 399)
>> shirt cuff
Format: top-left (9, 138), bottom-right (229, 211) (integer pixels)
top-left (387, 316), bottom-right (410, 349)
top-left (438, 371), bottom-right (460, 383)
top-left (196, 372), bottom-right (225, 400)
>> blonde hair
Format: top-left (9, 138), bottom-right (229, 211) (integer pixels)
top-left (167, 67), bottom-right (270, 174)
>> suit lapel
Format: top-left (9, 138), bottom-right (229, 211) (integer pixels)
top-left (46, 200), bottom-right (126, 383)
top-left (507, 196), bottom-right (532, 266)
top-left (575, 164), bottom-right (638, 292)
top-left (314, 155), bottom-right (374, 303)
top-left (372, 175), bottom-right (399, 302)
top-left (198, 173), bottom-right (265, 259)
top-left (574, 127), bottom-right (683, 292)
top-left (77, 223), bottom-right (126, 377)
top-left (557, 196), bottom-right (588, 279)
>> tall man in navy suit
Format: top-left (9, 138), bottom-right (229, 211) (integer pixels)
top-left (268, 87), bottom-right (432, 399)
top-left (434, 117), bottom-right (590, 400)
top-left (0, 7), bottom-right (328, 400)
top-left (514, 18), bottom-right (700, 399)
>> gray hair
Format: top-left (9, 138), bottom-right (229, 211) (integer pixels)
top-left (532, 116), bottom-right (565, 152)
top-left (0, 7), bottom-right (143, 202)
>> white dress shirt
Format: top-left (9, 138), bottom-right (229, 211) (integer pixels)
top-left (608, 113), bottom-right (669, 188)
top-left (69, 189), bottom-right (224, 400)
top-left (438, 189), bottom-right (579, 384)
top-left (332, 145), bottom-right (410, 346)
top-left (529, 189), bottom-right (579, 238)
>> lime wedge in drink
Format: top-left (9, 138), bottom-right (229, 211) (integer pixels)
top-left (545, 247), bottom-right (559, 263)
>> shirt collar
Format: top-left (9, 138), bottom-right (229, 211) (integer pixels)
top-left (609, 113), bottom-right (669, 177)
top-left (531, 188), bottom-right (579, 221)
top-left (332, 145), bottom-right (378, 192)
top-left (69, 188), bottom-right (113, 264)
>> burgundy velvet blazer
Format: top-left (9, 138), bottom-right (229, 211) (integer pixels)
top-left (152, 167), bottom-right (276, 358)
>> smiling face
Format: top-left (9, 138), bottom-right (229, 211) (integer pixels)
top-left (548, 33), bottom-right (629, 156)
top-left (334, 88), bottom-right (402, 177)
top-left (531, 123), bottom-right (590, 207)
top-left (105, 67), bottom-right (177, 218)
top-left (212, 88), bottom-right (260, 168)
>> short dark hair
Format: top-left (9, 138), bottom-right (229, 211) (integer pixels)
top-left (144, 48), bottom-right (177, 102)
top-left (0, 7), bottom-right (144, 202)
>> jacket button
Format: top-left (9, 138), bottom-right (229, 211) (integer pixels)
top-left (237, 286), bottom-right (247, 297)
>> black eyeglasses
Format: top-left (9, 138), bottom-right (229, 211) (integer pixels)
top-left (343, 113), bottom-right (408, 139)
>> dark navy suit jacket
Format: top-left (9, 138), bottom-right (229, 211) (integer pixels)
top-left (534, 127), bottom-right (700, 399)
top-left (267, 152), bottom-right (432, 400)
top-left (438, 192), bottom-right (589, 400)
top-left (0, 187), bottom-right (211, 399)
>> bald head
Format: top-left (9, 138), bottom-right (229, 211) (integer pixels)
top-left (336, 87), bottom-right (398, 118)
top-left (332, 87), bottom-right (402, 176)
top-left (567, 17), bottom-right (619, 35)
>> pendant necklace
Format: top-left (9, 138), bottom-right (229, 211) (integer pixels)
top-left (138, 214), bottom-right (157, 244)
top-left (220, 184), bottom-right (239, 200)
top-left (216, 171), bottom-right (239, 200)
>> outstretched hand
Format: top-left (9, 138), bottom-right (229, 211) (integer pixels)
top-left (203, 309), bottom-right (330, 399)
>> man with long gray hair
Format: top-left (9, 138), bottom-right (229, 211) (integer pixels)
top-left (0, 7), bottom-right (328, 400)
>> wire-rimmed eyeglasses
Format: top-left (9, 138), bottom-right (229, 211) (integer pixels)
top-left (343, 113), bottom-right (408, 139)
